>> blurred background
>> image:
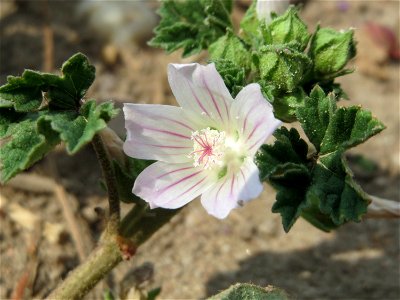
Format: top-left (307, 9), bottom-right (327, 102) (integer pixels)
top-left (0, 0), bottom-right (399, 299)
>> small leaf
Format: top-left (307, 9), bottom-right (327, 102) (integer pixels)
top-left (307, 152), bottom-right (370, 225)
top-left (0, 110), bottom-right (60, 183)
top-left (270, 163), bottom-right (311, 232)
top-left (297, 85), bottom-right (385, 154)
top-left (0, 53), bottom-right (96, 111)
top-left (147, 287), bottom-right (162, 300)
top-left (0, 71), bottom-right (46, 112)
top-left (272, 87), bottom-right (307, 122)
top-left (149, 0), bottom-right (232, 57)
top-left (213, 59), bottom-right (246, 97)
top-left (256, 127), bottom-right (309, 181)
top-left (208, 283), bottom-right (289, 300)
top-left (40, 100), bottom-right (119, 154)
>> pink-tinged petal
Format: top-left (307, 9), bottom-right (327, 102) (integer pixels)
top-left (167, 63), bottom-right (233, 128)
top-left (200, 159), bottom-right (263, 219)
top-left (133, 162), bottom-right (213, 209)
top-left (230, 83), bottom-right (281, 155)
top-left (123, 104), bottom-right (196, 163)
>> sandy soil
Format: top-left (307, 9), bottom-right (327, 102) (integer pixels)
top-left (0, 1), bottom-right (399, 299)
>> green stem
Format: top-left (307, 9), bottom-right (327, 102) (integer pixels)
top-left (46, 236), bottom-right (122, 300)
top-left (46, 206), bottom-right (181, 300)
top-left (92, 133), bottom-right (120, 232)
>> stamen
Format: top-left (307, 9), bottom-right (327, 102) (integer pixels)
top-left (190, 128), bottom-right (226, 170)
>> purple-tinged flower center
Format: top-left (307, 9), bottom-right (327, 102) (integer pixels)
top-left (190, 128), bottom-right (226, 170)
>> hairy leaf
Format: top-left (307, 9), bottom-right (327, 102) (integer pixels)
top-left (149, 0), bottom-right (232, 57)
top-left (0, 110), bottom-right (60, 183)
top-left (39, 100), bottom-right (119, 154)
top-left (213, 59), bottom-right (246, 97)
top-left (0, 53), bottom-right (95, 112)
top-left (0, 53), bottom-right (118, 183)
top-left (297, 85), bottom-right (385, 153)
top-left (208, 283), bottom-right (289, 300)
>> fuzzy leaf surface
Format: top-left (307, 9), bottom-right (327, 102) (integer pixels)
top-left (256, 87), bottom-right (384, 232)
top-left (149, 0), bottom-right (232, 57)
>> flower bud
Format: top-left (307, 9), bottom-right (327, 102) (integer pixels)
top-left (255, 45), bottom-right (311, 93)
top-left (309, 27), bottom-right (356, 76)
top-left (268, 7), bottom-right (310, 51)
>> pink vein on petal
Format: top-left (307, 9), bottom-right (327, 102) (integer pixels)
top-left (186, 78), bottom-right (210, 117)
top-left (141, 126), bottom-right (190, 139)
top-left (201, 72), bottom-right (223, 120)
top-left (176, 177), bottom-right (207, 198)
top-left (158, 171), bottom-right (202, 195)
top-left (242, 102), bottom-right (262, 133)
top-left (156, 166), bottom-right (194, 179)
top-left (230, 174), bottom-right (235, 197)
top-left (246, 117), bottom-right (266, 142)
top-left (160, 116), bottom-right (194, 131)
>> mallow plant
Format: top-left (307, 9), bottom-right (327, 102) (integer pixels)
top-left (0, 0), bottom-right (397, 299)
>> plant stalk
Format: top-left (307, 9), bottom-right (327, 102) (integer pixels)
top-left (46, 205), bottom-right (180, 299)
top-left (92, 133), bottom-right (121, 233)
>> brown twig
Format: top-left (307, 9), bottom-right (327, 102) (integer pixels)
top-left (365, 194), bottom-right (400, 219)
top-left (42, 0), bottom-right (54, 72)
top-left (11, 221), bottom-right (42, 300)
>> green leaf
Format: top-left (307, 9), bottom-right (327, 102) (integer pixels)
top-left (297, 85), bottom-right (386, 154)
top-left (307, 152), bottom-right (370, 225)
top-left (46, 53), bottom-right (96, 109)
top-left (256, 87), bottom-right (384, 232)
top-left (256, 127), bottom-right (308, 181)
top-left (271, 87), bottom-right (307, 122)
top-left (208, 283), bottom-right (289, 300)
top-left (213, 59), bottom-right (246, 98)
top-left (0, 53), bottom-right (118, 184)
top-left (209, 31), bottom-right (251, 70)
top-left (147, 287), bottom-right (162, 300)
top-left (39, 100), bottom-right (119, 154)
top-left (270, 163), bottom-right (311, 232)
top-left (0, 71), bottom-right (46, 112)
top-left (0, 53), bottom-right (95, 112)
top-left (0, 110), bottom-right (60, 183)
top-left (149, 0), bottom-right (232, 57)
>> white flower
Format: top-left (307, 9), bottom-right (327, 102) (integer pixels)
top-left (256, 0), bottom-right (290, 23)
top-left (123, 63), bottom-right (281, 218)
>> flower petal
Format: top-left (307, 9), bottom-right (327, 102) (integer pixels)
top-left (230, 83), bottom-right (281, 155)
top-left (167, 63), bottom-right (233, 128)
top-left (123, 104), bottom-right (195, 163)
top-left (200, 159), bottom-right (263, 219)
top-left (133, 161), bottom-right (213, 209)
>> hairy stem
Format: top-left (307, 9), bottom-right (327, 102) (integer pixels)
top-left (47, 206), bottom-right (180, 299)
top-left (46, 235), bottom-right (122, 300)
top-left (92, 133), bottom-right (120, 232)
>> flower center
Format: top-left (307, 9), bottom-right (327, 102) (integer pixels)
top-left (190, 128), bottom-right (226, 170)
